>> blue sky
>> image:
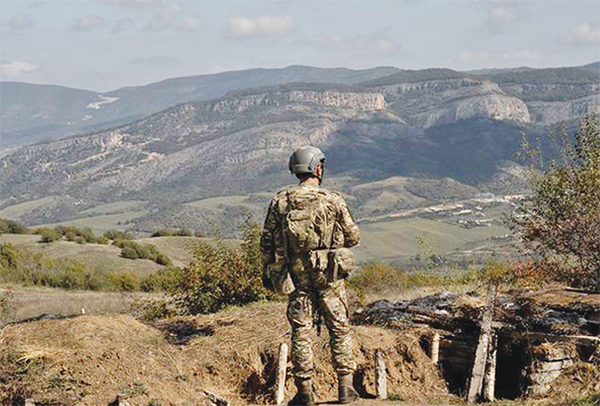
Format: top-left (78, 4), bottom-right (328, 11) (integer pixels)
top-left (1, 0), bottom-right (599, 92)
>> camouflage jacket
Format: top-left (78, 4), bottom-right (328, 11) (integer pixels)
top-left (260, 183), bottom-right (360, 291)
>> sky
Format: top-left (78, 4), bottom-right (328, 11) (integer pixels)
top-left (0, 0), bottom-right (599, 92)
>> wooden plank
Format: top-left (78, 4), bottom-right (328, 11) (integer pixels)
top-left (275, 342), bottom-right (288, 405)
top-left (482, 332), bottom-right (498, 402)
top-left (467, 281), bottom-right (497, 403)
top-left (431, 333), bottom-right (440, 364)
top-left (375, 350), bottom-right (387, 400)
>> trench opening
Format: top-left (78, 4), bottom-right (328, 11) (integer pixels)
top-left (494, 334), bottom-right (530, 399)
top-left (437, 332), bottom-right (531, 400)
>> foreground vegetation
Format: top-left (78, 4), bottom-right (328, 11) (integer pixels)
top-left (513, 114), bottom-right (600, 291)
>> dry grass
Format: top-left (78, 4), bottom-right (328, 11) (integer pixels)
top-left (0, 301), bottom-right (452, 405)
top-left (0, 286), bottom-right (157, 322)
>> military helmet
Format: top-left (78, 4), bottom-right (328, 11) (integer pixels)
top-left (288, 146), bottom-right (325, 175)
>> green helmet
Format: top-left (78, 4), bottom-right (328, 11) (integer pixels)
top-left (288, 146), bottom-right (326, 176)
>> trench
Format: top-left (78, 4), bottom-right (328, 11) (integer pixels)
top-left (435, 330), bottom-right (597, 400)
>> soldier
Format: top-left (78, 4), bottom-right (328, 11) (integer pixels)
top-left (260, 146), bottom-right (361, 405)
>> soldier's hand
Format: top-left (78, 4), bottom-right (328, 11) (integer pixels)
top-left (262, 272), bottom-right (275, 292)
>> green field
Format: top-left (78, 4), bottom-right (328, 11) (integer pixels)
top-left (184, 193), bottom-right (271, 212)
top-left (0, 197), bottom-right (59, 219)
top-left (35, 210), bottom-right (150, 234)
top-left (79, 201), bottom-right (144, 216)
top-left (356, 216), bottom-right (510, 262)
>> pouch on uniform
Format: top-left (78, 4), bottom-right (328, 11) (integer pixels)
top-left (285, 208), bottom-right (321, 252)
top-left (310, 249), bottom-right (330, 287)
top-left (328, 248), bottom-right (356, 280)
top-left (267, 254), bottom-right (295, 295)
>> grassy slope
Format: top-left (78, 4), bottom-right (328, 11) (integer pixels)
top-left (0, 234), bottom-right (162, 275)
top-left (0, 197), bottom-right (58, 219)
top-left (34, 210), bottom-right (150, 234)
top-left (78, 201), bottom-right (144, 216)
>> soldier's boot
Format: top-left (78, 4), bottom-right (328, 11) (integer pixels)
top-left (288, 378), bottom-right (315, 406)
top-left (338, 373), bottom-right (359, 404)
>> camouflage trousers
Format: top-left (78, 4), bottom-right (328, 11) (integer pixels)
top-left (287, 279), bottom-right (356, 380)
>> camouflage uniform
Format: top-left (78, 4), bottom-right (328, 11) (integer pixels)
top-left (260, 183), bottom-right (360, 380)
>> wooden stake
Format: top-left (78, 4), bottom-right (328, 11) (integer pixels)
top-left (375, 349), bottom-right (387, 400)
top-left (275, 342), bottom-right (288, 405)
top-left (483, 332), bottom-right (498, 402)
top-left (467, 281), bottom-right (497, 403)
top-left (431, 332), bottom-right (440, 365)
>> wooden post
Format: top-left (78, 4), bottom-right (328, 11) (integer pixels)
top-left (483, 332), bottom-right (498, 402)
top-left (431, 332), bottom-right (440, 365)
top-left (467, 281), bottom-right (497, 403)
top-left (275, 343), bottom-right (288, 405)
top-left (375, 350), bottom-right (387, 400)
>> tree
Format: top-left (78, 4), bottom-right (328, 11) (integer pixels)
top-left (513, 115), bottom-right (600, 291)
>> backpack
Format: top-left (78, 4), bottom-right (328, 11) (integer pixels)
top-left (283, 188), bottom-right (327, 253)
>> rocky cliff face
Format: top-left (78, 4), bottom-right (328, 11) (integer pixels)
top-left (212, 90), bottom-right (386, 114)
top-left (370, 78), bottom-right (530, 127)
top-left (527, 95), bottom-right (600, 125)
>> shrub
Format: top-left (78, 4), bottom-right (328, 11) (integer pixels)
top-left (348, 261), bottom-right (408, 297)
top-left (74, 236), bottom-right (86, 245)
top-left (151, 229), bottom-right (173, 237)
top-left (141, 267), bottom-right (182, 292)
top-left (0, 243), bottom-right (21, 269)
top-left (130, 297), bottom-right (177, 322)
top-left (104, 229), bottom-right (133, 241)
top-left (37, 228), bottom-right (61, 243)
top-left (120, 246), bottom-right (140, 260)
top-left (81, 228), bottom-right (96, 243)
top-left (151, 228), bottom-right (193, 237)
top-left (0, 219), bottom-right (28, 235)
top-left (115, 240), bottom-right (172, 266)
top-left (96, 236), bottom-right (110, 245)
top-left (0, 290), bottom-right (15, 325)
top-left (107, 271), bottom-right (138, 292)
top-left (174, 220), bottom-right (271, 314)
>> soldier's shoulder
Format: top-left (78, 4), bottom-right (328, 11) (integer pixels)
top-left (270, 189), bottom-right (289, 203)
top-left (318, 187), bottom-right (347, 203)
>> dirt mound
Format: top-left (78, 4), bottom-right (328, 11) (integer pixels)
top-left (0, 301), bottom-right (450, 405)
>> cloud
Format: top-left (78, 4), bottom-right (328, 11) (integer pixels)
top-left (99, 0), bottom-right (161, 8)
top-left (112, 18), bottom-right (134, 34)
top-left (483, 2), bottom-right (520, 33)
top-left (144, 4), bottom-right (181, 31)
top-left (7, 12), bottom-right (34, 30)
top-left (0, 60), bottom-right (38, 79)
top-left (502, 50), bottom-right (538, 61)
top-left (69, 15), bottom-right (105, 31)
top-left (456, 50), bottom-right (489, 64)
top-left (226, 15), bottom-right (293, 39)
top-left (566, 22), bottom-right (600, 45)
top-left (176, 16), bottom-right (202, 32)
top-left (308, 33), bottom-right (399, 55)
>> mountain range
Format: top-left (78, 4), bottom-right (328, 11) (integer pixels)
top-left (0, 63), bottom-right (598, 236)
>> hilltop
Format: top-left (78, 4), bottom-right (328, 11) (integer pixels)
top-left (1, 63), bottom-right (598, 241)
